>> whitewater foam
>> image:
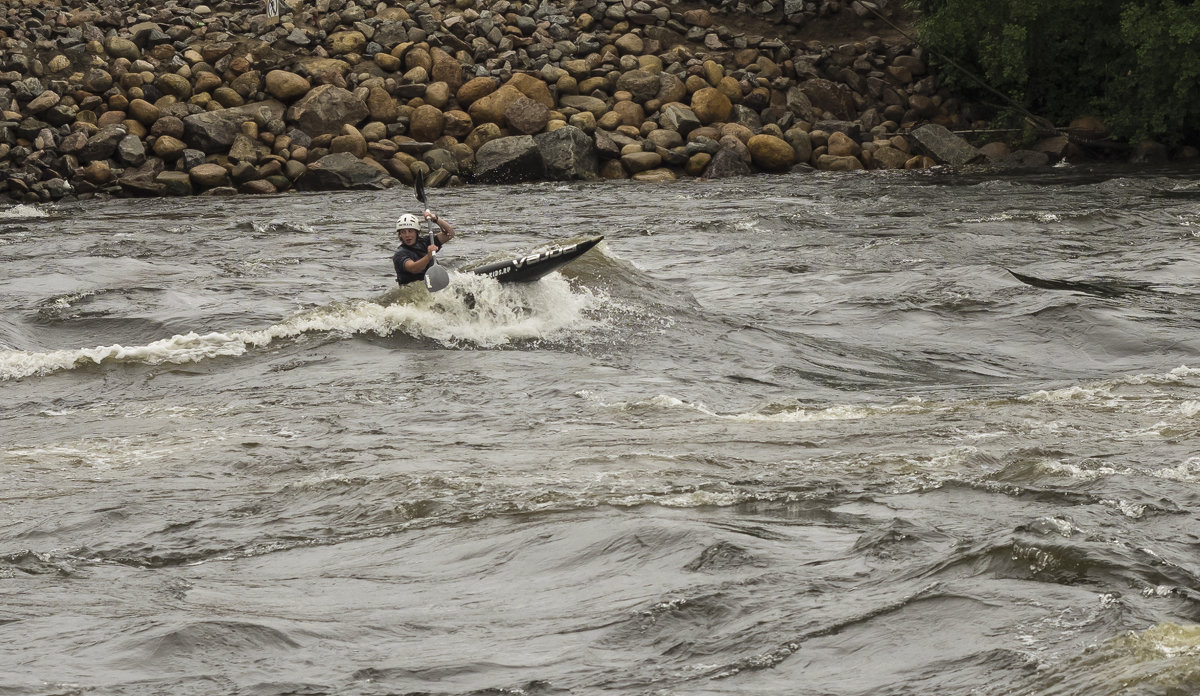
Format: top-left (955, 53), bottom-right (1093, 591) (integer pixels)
top-left (1, 272), bottom-right (607, 380)
top-left (0, 203), bottom-right (50, 219)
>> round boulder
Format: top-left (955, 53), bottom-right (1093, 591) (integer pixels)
top-left (189, 163), bottom-right (230, 188)
top-left (690, 87), bottom-right (732, 125)
top-left (265, 70), bottom-right (311, 101)
top-left (747, 134), bottom-right (794, 172)
top-left (616, 70), bottom-right (660, 103)
top-left (468, 84), bottom-right (524, 128)
top-left (505, 97), bottom-right (550, 135)
top-left (457, 76), bottom-right (499, 107)
top-left (409, 104), bottom-right (445, 142)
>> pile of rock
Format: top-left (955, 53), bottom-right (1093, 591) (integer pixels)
top-left (0, 0), bottom-right (993, 202)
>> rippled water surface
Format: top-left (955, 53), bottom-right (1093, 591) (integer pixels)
top-left (2, 166), bottom-right (1200, 695)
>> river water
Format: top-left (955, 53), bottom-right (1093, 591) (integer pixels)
top-left (2, 166), bottom-right (1199, 695)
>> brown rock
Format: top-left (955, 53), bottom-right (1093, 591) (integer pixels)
top-left (81, 160), bottom-right (112, 185)
top-left (816, 154), bottom-right (864, 171)
top-left (231, 71), bottom-right (262, 99)
top-left (457, 76), bottom-right (499, 107)
top-left (193, 71), bottom-right (223, 94)
top-left (978, 141), bottom-right (1011, 161)
top-left (128, 99), bottom-right (161, 126)
top-left (189, 163), bottom-right (230, 188)
top-left (330, 126), bottom-right (368, 158)
top-left (614, 33), bottom-right (644, 55)
top-left (239, 179), bottom-right (277, 194)
top-left (827, 131), bottom-right (861, 158)
top-left (265, 70), bottom-right (311, 101)
top-left (152, 135), bottom-right (187, 161)
top-left (366, 86), bottom-right (399, 122)
top-left (871, 145), bottom-right (909, 169)
top-left (375, 52), bottom-right (402, 72)
top-left (409, 104), bottom-right (445, 142)
top-left (299, 58), bottom-right (352, 87)
top-left (685, 152), bottom-right (711, 176)
top-left (612, 100), bottom-right (645, 127)
top-left (329, 31), bottom-right (367, 55)
top-left (97, 110), bottom-right (127, 128)
top-left (287, 84), bottom-right (369, 135)
top-left (443, 110), bottom-right (473, 139)
top-left (151, 116), bottom-right (185, 139)
top-left (424, 82), bottom-right (451, 109)
top-left (748, 134), bottom-right (795, 172)
top-left (156, 73), bottom-right (192, 101)
top-left (213, 87), bottom-right (245, 108)
top-left (469, 84), bottom-right (524, 128)
top-left (505, 97), bottom-right (550, 135)
top-left (465, 122), bottom-right (503, 151)
top-left (621, 151), bottom-right (662, 173)
top-left (506, 73), bottom-right (554, 108)
top-left (690, 87), bottom-right (732, 125)
top-left (430, 47), bottom-right (465, 92)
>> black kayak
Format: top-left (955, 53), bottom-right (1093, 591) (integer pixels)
top-left (468, 236), bottom-right (603, 284)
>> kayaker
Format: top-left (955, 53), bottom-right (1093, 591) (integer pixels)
top-left (393, 209), bottom-right (456, 286)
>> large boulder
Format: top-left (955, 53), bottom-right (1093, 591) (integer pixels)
top-left (468, 84), bottom-right (524, 127)
top-left (183, 100), bottom-right (285, 153)
top-left (799, 78), bottom-right (856, 120)
top-left (616, 70), bottom-right (661, 103)
top-left (505, 97), bottom-right (550, 135)
top-left (286, 85), bottom-right (368, 136)
top-left (534, 126), bottom-right (598, 180)
top-left (747, 134), bottom-right (794, 172)
top-left (660, 103), bottom-right (701, 136)
top-left (457, 76), bottom-right (498, 107)
top-left (506, 73), bottom-right (555, 108)
top-left (911, 123), bottom-right (985, 166)
top-left (431, 47), bottom-right (466, 92)
top-left (295, 152), bottom-right (394, 190)
top-left (704, 146), bottom-right (752, 178)
top-left (409, 104), bottom-right (445, 142)
top-left (690, 87), bottom-right (732, 124)
top-left (265, 70), bottom-right (311, 101)
top-left (79, 125), bottom-right (127, 162)
top-left (474, 135), bottom-right (546, 183)
top-left (558, 95), bottom-right (608, 118)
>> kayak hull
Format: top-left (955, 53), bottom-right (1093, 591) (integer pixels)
top-left (469, 236), bottom-right (603, 284)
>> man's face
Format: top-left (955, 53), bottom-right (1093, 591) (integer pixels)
top-left (399, 227), bottom-right (418, 245)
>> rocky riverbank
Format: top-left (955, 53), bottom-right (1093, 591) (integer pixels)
top-left (0, 0), bottom-right (1133, 202)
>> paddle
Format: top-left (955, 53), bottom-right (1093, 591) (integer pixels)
top-left (414, 171), bottom-right (449, 292)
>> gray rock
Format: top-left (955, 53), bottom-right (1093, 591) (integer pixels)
top-left (660, 103), bottom-right (701, 136)
top-left (422, 147), bottom-right (460, 175)
top-left (183, 100), bottom-right (285, 153)
top-left (705, 146), bottom-right (753, 178)
top-left (615, 69), bottom-right (660, 103)
top-left (118, 159), bottom-right (167, 196)
top-left (80, 125), bottom-right (127, 163)
top-left (117, 134), bottom-right (146, 166)
top-left (911, 123), bottom-right (985, 166)
top-left (295, 152), bottom-right (394, 190)
top-left (473, 135), bottom-right (546, 183)
top-left (535, 126), bottom-right (597, 180)
top-left (286, 85), bottom-right (369, 136)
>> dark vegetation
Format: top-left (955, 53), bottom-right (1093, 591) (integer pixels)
top-left (909, 0), bottom-right (1200, 147)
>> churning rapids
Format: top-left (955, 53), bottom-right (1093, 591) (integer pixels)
top-left (2, 167), bottom-right (1199, 696)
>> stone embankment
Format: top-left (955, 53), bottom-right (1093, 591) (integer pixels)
top-left (1, 0), bottom-right (1050, 202)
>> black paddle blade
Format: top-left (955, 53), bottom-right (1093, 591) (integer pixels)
top-left (414, 170), bottom-right (427, 205)
top-left (425, 263), bottom-right (450, 292)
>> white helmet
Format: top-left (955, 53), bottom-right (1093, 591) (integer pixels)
top-left (396, 213), bottom-right (420, 231)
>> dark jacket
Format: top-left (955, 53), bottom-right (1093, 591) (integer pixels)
top-left (393, 238), bottom-right (439, 285)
